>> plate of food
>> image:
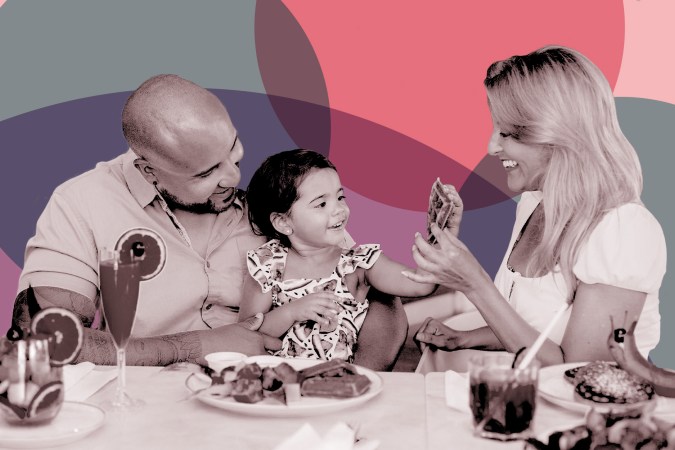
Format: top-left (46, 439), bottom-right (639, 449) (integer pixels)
top-left (185, 356), bottom-right (383, 417)
top-left (525, 406), bottom-right (675, 449)
top-left (538, 361), bottom-right (661, 415)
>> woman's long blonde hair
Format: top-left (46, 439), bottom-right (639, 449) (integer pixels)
top-left (484, 46), bottom-right (643, 298)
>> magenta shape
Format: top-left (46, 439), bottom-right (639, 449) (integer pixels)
top-left (0, 249), bottom-right (20, 333)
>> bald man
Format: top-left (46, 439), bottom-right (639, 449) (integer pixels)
top-left (11, 75), bottom-right (407, 369)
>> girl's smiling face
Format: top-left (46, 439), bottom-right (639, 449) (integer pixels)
top-left (283, 168), bottom-right (350, 249)
top-left (487, 126), bottom-right (552, 193)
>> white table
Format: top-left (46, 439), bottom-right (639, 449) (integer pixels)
top-left (41, 367), bottom-right (428, 450)
top-left (6, 367), bottom-right (608, 449)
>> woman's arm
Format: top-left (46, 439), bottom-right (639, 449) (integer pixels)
top-left (463, 280), bottom-right (646, 366)
top-left (404, 224), bottom-right (647, 366)
top-left (365, 253), bottom-right (437, 298)
top-left (414, 319), bottom-right (504, 352)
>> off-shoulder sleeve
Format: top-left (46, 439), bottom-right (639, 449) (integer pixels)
top-left (574, 204), bottom-right (667, 294)
top-left (339, 244), bottom-right (382, 275)
top-left (246, 240), bottom-right (282, 293)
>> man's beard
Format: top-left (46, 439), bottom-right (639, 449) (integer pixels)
top-left (158, 188), bottom-right (230, 214)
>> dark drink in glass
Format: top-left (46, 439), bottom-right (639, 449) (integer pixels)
top-left (99, 249), bottom-right (143, 411)
top-left (468, 354), bottom-right (538, 441)
top-left (99, 259), bottom-right (141, 348)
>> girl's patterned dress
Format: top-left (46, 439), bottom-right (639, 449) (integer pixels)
top-left (246, 239), bottom-right (381, 361)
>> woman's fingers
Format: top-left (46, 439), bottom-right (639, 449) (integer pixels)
top-left (401, 268), bottom-right (436, 284)
top-left (410, 239), bottom-right (438, 270)
top-left (415, 319), bottom-right (450, 349)
top-left (415, 332), bottom-right (448, 349)
top-left (413, 317), bottom-right (435, 352)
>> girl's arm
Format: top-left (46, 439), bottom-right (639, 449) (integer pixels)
top-left (239, 274), bottom-right (340, 338)
top-left (365, 253), bottom-right (437, 298)
top-left (239, 274), bottom-right (292, 338)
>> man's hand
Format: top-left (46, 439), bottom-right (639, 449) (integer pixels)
top-left (197, 314), bottom-right (281, 364)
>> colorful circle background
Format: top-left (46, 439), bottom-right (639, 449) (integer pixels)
top-left (1, 1), bottom-right (673, 366)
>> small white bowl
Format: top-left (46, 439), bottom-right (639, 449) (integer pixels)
top-left (204, 352), bottom-right (247, 372)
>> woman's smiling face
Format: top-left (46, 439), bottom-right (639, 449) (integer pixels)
top-left (487, 126), bottom-right (552, 193)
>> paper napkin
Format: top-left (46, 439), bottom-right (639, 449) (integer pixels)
top-left (444, 370), bottom-right (471, 413)
top-left (274, 422), bottom-right (380, 450)
top-left (64, 362), bottom-right (117, 402)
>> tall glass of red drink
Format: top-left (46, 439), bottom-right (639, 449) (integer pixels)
top-left (99, 248), bottom-right (142, 411)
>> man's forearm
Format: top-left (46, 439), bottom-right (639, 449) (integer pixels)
top-left (75, 328), bottom-right (203, 366)
top-left (12, 287), bottom-right (203, 366)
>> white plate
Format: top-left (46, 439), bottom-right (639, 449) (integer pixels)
top-left (0, 401), bottom-right (105, 448)
top-left (188, 356), bottom-right (384, 417)
top-left (537, 362), bottom-right (675, 418)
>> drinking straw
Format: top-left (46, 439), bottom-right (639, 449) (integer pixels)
top-left (517, 302), bottom-right (572, 370)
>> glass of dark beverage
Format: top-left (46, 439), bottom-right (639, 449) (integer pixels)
top-left (468, 353), bottom-right (539, 441)
top-left (99, 248), bottom-right (143, 412)
top-left (0, 337), bottom-right (64, 425)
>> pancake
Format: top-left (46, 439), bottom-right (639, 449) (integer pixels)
top-left (569, 361), bottom-right (655, 404)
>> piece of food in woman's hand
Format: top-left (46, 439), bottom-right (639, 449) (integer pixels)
top-left (609, 319), bottom-right (675, 397)
top-left (570, 361), bottom-right (654, 404)
top-left (231, 378), bottom-right (264, 404)
top-left (301, 373), bottom-right (371, 398)
top-left (427, 178), bottom-right (456, 244)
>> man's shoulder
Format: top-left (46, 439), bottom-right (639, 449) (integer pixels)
top-left (53, 153), bottom-right (127, 196)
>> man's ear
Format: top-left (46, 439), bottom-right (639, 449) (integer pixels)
top-left (271, 212), bottom-right (292, 236)
top-left (134, 158), bottom-right (158, 185)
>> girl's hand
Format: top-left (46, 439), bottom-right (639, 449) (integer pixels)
top-left (289, 292), bottom-right (340, 325)
top-left (414, 317), bottom-right (467, 352)
top-left (402, 223), bottom-right (490, 295)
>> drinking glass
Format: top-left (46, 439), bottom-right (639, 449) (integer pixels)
top-left (468, 353), bottom-right (539, 441)
top-left (0, 337), bottom-right (64, 425)
top-left (99, 248), bottom-right (143, 411)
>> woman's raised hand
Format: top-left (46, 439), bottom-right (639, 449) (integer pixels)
top-left (402, 223), bottom-right (490, 295)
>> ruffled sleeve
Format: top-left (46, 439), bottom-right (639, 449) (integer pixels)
top-left (246, 239), bottom-right (285, 293)
top-left (339, 244), bottom-right (382, 275)
top-left (574, 203), bottom-right (666, 294)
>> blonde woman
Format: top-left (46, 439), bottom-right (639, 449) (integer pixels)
top-left (406, 46), bottom-right (666, 370)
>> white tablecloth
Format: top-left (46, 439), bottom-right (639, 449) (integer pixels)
top-left (5, 366), bottom-right (613, 449)
top-left (36, 367), bottom-right (427, 450)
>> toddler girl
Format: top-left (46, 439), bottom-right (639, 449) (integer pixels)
top-left (240, 149), bottom-right (436, 361)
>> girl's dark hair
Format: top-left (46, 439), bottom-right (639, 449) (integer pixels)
top-left (246, 149), bottom-right (336, 246)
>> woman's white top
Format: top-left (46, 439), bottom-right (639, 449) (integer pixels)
top-left (494, 191), bottom-right (666, 357)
